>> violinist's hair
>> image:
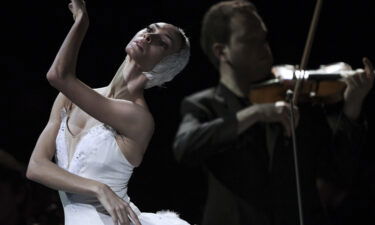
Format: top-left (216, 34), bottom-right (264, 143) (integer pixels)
top-left (200, 0), bottom-right (256, 69)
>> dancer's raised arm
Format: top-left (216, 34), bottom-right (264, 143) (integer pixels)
top-left (46, 0), bottom-right (153, 146)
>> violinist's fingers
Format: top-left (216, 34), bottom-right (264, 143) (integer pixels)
top-left (275, 101), bottom-right (287, 113)
top-left (281, 117), bottom-right (291, 137)
top-left (353, 72), bottom-right (363, 87)
top-left (350, 70), bottom-right (372, 92)
top-left (359, 71), bottom-right (369, 84)
top-left (345, 75), bottom-right (359, 89)
top-left (275, 101), bottom-right (290, 135)
top-left (363, 57), bottom-right (374, 79)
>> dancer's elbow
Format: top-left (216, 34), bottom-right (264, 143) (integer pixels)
top-left (46, 67), bottom-right (73, 87)
top-left (46, 68), bottom-right (60, 86)
top-left (26, 158), bottom-right (44, 182)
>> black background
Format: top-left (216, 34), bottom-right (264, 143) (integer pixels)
top-left (1, 0), bottom-right (375, 224)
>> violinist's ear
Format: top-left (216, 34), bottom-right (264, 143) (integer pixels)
top-left (212, 43), bottom-right (227, 62)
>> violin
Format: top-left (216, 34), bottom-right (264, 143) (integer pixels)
top-left (248, 62), bottom-right (365, 104)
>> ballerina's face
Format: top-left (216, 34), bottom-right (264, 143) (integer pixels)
top-left (126, 22), bottom-right (183, 72)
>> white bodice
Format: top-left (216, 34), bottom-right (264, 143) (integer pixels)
top-left (55, 108), bottom-right (190, 225)
top-left (55, 109), bottom-right (134, 224)
top-left (56, 108), bottom-right (134, 187)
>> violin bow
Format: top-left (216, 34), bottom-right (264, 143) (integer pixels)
top-left (292, 0), bottom-right (323, 105)
top-left (288, 1), bottom-right (323, 225)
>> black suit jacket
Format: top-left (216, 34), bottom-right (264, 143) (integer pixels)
top-left (174, 83), bottom-right (364, 225)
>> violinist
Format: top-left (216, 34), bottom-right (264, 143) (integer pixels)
top-left (173, 1), bottom-right (374, 225)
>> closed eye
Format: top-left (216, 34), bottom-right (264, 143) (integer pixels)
top-left (146, 24), bottom-right (171, 49)
top-left (146, 25), bottom-right (154, 33)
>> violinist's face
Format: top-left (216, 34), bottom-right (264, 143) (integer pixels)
top-left (125, 23), bottom-right (183, 72)
top-left (226, 12), bottom-right (273, 84)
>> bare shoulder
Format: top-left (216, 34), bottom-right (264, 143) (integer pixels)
top-left (114, 99), bottom-right (154, 167)
top-left (49, 92), bottom-right (72, 122)
top-left (114, 98), bottom-right (155, 140)
top-left (116, 98), bottom-right (154, 121)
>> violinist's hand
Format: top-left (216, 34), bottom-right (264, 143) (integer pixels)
top-left (68, 0), bottom-right (88, 22)
top-left (96, 184), bottom-right (142, 225)
top-left (343, 57), bottom-right (374, 121)
top-left (257, 101), bottom-right (299, 137)
top-left (237, 101), bottom-right (299, 137)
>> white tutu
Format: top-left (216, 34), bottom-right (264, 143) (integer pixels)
top-left (138, 210), bottom-right (190, 225)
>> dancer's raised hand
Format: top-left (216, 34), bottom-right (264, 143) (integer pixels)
top-left (68, 0), bottom-right (88, 21)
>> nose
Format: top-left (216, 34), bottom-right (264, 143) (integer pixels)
top-left (144, 33), bottom-right (152, 43)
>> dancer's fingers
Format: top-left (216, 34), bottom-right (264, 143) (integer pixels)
top-left (127, 205), bottom-right (142, 225)
top-left (117, 206), bottom-right (130, 225)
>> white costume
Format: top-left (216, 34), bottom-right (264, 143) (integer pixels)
top-left (55, 108), bottom-right (190, 225)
